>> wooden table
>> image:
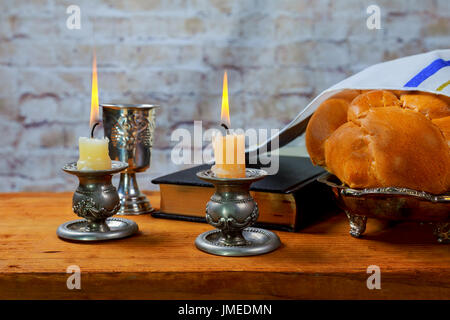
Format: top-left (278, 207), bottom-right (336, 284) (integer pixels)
top-left (0, 192), bottom-right (448, 299)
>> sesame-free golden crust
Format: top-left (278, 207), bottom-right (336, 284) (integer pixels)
top-left (305, 98), bottom-right (349, 166)
top-left (306, 90), bottom-right (450, 194)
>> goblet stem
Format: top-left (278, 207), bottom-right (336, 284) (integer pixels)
top-left (117, 172), bottom-right (153, 215)
top-left (118, 172), bottom-right (140, 198)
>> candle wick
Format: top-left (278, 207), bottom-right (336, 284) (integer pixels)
top-left (90, 122), bottom-right (99, 138)
top-left (220, 123), bottom-right (230, 134)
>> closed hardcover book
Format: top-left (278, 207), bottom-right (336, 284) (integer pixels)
top-left (151, 156), bottom-right (337, 231)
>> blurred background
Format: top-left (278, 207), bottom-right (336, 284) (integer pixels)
top-left (0, 0), bottom-right (448, 191)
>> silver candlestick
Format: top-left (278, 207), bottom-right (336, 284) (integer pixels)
top-left (57, 161), bottom-right (139, 241)
top-left (195, 168), bottom-right (281, 256)
top-left (102, 103), bottom-right (158, 215)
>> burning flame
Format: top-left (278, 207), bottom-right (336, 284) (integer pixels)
top-left (220, 71), bottom-right (230, 128)
top-left (90, 52), bottom-right (99, 128)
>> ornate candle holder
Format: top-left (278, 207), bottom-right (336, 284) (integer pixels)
top-left (57, 161), bottom-right (138, 241)
top-left (195, 168), bottom-right (281, 256)
top-left (102, 103), bottom-right (158, 215)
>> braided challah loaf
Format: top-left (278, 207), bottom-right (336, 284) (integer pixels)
top-left (306, 90), bottom-right (450, 194)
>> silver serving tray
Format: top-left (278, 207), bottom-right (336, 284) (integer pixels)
top-left (318, 173), bottom-right (449, 243)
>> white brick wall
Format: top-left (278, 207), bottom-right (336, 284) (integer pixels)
top-left (0, 0), bottom-right (448, 191)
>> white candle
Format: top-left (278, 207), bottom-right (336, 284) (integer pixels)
top-left (77, 137), bottom-right (111, 170)
top-left (212, 133), bottom-right (246, 178)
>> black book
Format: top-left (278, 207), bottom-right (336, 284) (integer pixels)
top-left (151, 156), bottom-right (337, 232)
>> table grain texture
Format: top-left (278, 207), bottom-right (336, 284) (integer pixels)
top-left (0, 192), bottom-right (448, 299)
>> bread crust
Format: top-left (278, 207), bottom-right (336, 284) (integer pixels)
top-left (324, 121), bottom-right (376, 188)
top-left (400, 94), bottom-right (450, 120)
top-left (306, 90), bottom-right (450, 194)
top-left (305, 98), bottom-right (349, 166)
top-left (347, 90), bottom-right (400, 121)
top-left (432, 116), bottom-right (450, 147)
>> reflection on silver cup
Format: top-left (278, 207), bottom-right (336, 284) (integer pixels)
top-left (102, 103), bottom-right (158, 215)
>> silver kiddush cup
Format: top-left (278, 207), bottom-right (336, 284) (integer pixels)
top-left (101, 103), bottom-right (158, 215)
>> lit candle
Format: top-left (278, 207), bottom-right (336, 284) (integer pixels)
top-left (76, 52), bottom-right (112, 171)
top-left (77, 136), bottom-right (111, 170)
top-left (211, 71), bottom-right (246, 178)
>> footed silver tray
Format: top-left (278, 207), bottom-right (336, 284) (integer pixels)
top-left (318, 173), bottom-right (450, 243)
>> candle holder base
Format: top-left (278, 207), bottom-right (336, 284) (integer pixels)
top-left (195, 227), bottom-right (281, 257)
top-left (195, 168), bottom-right (282, 257)
top-left (57, 217), bottom-right (138, 242)
top-left (59, 161), bottom-right (139, 242)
